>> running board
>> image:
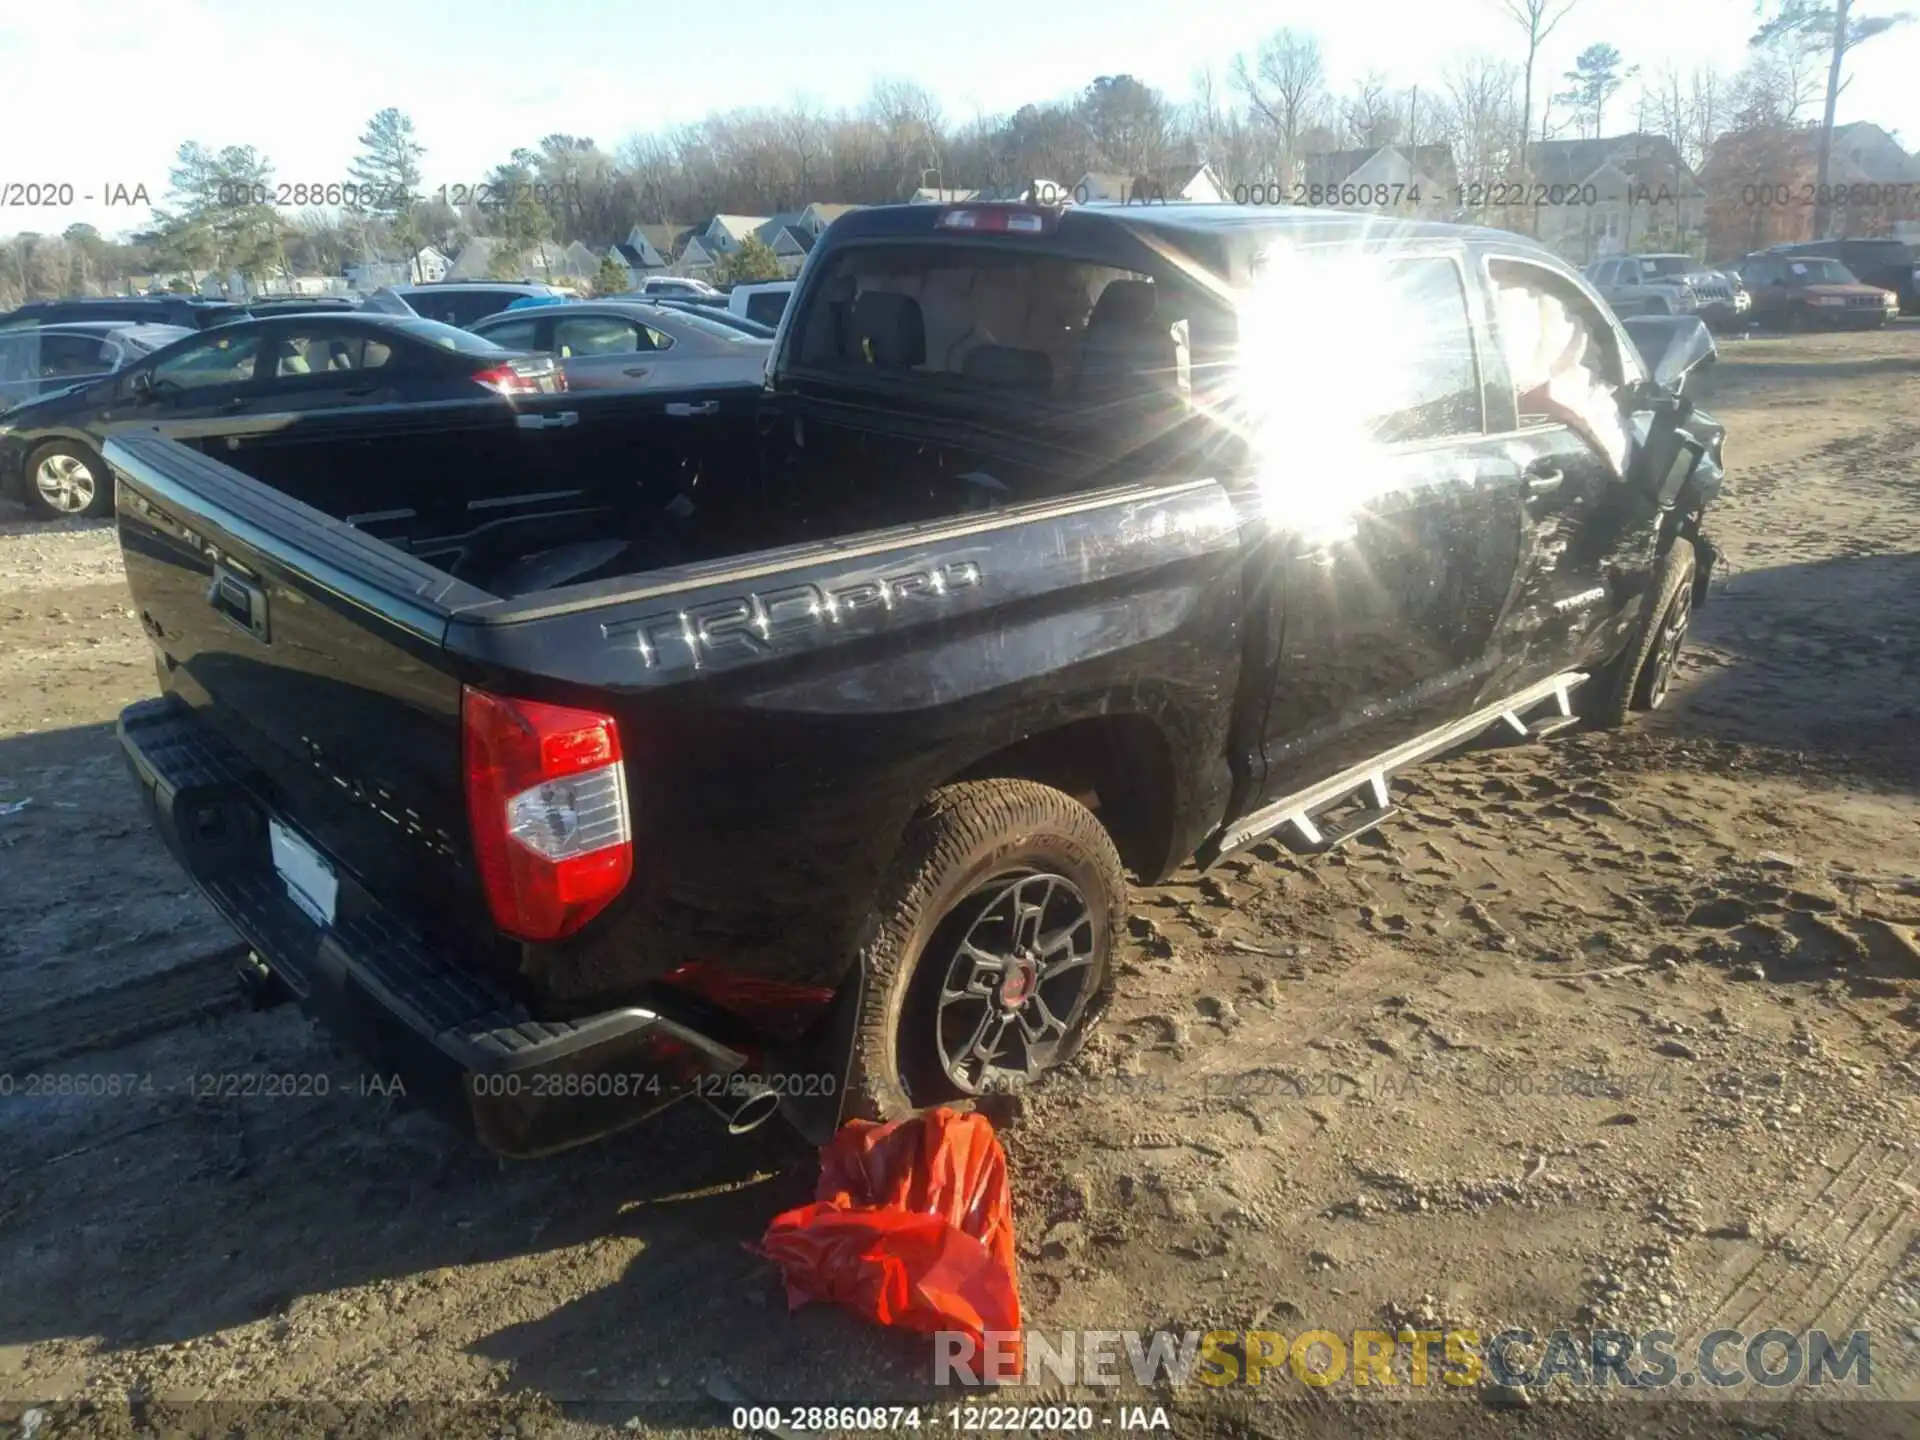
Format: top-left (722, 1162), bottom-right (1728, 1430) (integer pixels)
top-left (1199, 670), bottom-right (1587, 868)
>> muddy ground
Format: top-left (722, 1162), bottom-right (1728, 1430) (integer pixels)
top-left (0, 327), bottom-right (1916, 1439)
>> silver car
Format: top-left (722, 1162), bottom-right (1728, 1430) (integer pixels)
top-left (0, 321), bottom-right (193, 410)
top-left (467, 301), bottom-right (770, 393)
top-left (1586, 254), bottom-right (1748, 328)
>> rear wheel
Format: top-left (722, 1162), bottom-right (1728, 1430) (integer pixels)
top-left (845, 780), bottom-right (1124, 1122)
top-left (1587, 540), bottom-right (1697, 729)
top-left (24, 440), bottom-right (112, 520)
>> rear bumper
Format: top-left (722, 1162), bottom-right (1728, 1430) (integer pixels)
top-left (118, 696), bottom-right (753, 1158)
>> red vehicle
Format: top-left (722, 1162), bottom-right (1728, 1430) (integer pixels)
top-left (1735, 252), bottom-right (1900, 330)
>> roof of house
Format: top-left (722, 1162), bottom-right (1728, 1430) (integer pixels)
top-left (1532, 134), bottom-right (1698, 189)
top-left (442, 238), bottom-right (498, 281)
top-left (612, 242), bottom-right (668, 270)
top-left (767, 225), bottom-right (816, 254)
top-left (708, 214), bottom-right (770, 242)
top-left (801, 203), bottom-right (863, 225)
top-left (1300, 144), bottom-right (1458, 186)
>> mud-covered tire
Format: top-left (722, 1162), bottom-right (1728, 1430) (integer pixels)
top-left (1587, 539), bottom-right (1697, 729)
top-left (843, 779), bottom-right (1126, 1122)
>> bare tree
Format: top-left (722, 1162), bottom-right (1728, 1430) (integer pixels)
top-left (1235, 28), bottom-right (1326, 184)
top-left (1436, 52), bottom-right (1524, 192)
top-left (1498, 0), bottom-right (1583, 169)
top-left (1687, 66), bottom-right (1726, 169)
top-left (1752, 0), bottom-right (1913, 235)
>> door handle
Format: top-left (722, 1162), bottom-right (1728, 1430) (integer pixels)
top-left (622, 366), bottom-right (652, 378)
top-left (514, 411), bottom-right (581, 430)
top-left (220, 395), bottom-right (249, 411)
top-left (344, 382), bottom-right (380, 397)
top-left (665, 400), bottom-right (720, 417)
top-left (206, 563), bottom-right (269, 642)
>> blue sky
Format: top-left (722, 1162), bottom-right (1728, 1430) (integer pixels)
top-left (6, 0), bottom-right (1918, 235)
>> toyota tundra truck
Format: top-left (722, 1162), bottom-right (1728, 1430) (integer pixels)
top-left (106, 201), bottom-right (1726, 1157)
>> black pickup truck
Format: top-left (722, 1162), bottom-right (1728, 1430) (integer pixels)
top-left (106, 201), bottom-right (1726, 1157)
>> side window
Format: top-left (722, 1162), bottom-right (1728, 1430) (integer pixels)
top-left (480, 318), bottom-right (541, 350)
top-left (0, 336), bottom-right (29, 382)
top-left (1488, 257), bottom-right (1633, 474)
top-left (1591, 260), bottom-right (1616, 286)
top-left (39, 334), bottom-right (113, 377)
top-left (149, 331), bottom-right (261, 391)
top-left (1364, 258), bottom-right (1484, 444)
top-left (643, 326), bottom-right (675, 352)
top-left (269, 329), bottom-right (397, 379)
top-left (553, 315), bottom-right (647, 357)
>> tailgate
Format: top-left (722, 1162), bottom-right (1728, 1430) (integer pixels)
top-left (106, 429), bottom-right (499, 951)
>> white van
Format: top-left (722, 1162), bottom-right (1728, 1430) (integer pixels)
top-left (728, 281), bottom-right (796, 328)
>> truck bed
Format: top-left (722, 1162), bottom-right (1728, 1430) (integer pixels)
top-left (104, 386), bottom-right (1247, 1020)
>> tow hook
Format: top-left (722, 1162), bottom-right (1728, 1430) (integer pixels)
top-left (236, 949), bottom-right (292, 1010)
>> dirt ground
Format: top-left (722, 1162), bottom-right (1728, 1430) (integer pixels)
top-left (1, 326), bottom-right (1917, 1440)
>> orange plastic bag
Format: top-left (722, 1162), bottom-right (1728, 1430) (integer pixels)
top-left (758, 1108), bottom-right (1021, 1370)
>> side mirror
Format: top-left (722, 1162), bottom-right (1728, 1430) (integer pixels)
top-left (1621, 314), bottom-right (1718, 396)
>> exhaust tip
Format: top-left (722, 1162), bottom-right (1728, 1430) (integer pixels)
top-left (723, 1086), bottom-right (782, 1135)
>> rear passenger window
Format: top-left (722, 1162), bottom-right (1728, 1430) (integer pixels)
top-left (1365, 259), bottom-right (1483, 443)
top-left (745, 292), bottom-right (788, 326)
top-left (791, 243), bottom-right (1203, 408)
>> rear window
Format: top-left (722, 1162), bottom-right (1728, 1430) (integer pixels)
top-left (745, 291), bottom-right (790, 326)
top-left (791, 242), bottom-right (1213, 403)
top-left (386, 318), bottom-right (508, 353)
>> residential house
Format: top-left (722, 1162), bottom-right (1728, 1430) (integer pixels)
top-left (1074, 163), bottom-right (1230, 205)
top-left (700, 215), bottom-right (771, 255)
top-left (797, 203), bottom-right (864, 237)
top-left (1523, 134), bottom-right (1706, 265)
top-left (762, 224), bottom-right (816, 277)
top-left (1701, 121), bottom-right (1920, 252)
top-left (344, 246), bottom-right (449, 291)
top-left (1295, 143), bottom-right (1460, 221)
top-left (607, 223), bottom-right (677, 285)
top-left (676, 235), bottom-right (719, 279)
top-left (442, 238), bottom-right (500, 281)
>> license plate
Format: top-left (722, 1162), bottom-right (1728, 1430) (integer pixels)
top-left (269, 818), bottom-right (337, 926)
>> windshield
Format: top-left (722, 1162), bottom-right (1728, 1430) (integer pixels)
top-left (1787, 259), bottom-right (1859, 285)
top-left (386, 317), bottom-right (508, 352)
top-left (1645, 257), bottom-right (1696, 277)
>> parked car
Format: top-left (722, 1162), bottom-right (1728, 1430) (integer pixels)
top-left (1735, 252), bottom-right (1900, 330)
top-left (0, 296), bottom-right (247, 331)
top-left (468, 300), bottom-right (771, 392)
top-left (362, 282), bottom-right (574, 329)
top-left (626, 275), bottom-right (724, 303)
top-left (727, 281), bottom-right (798, 328)
top-left (652, 300), bottom-right (777, 338)
top-left (104, 201), bottom-right (1724, 1158)
top-left (1763, 239), bottom-right (1919, 316)
top-left (0, 313), bottom-right (560, 520)
top-left (1586, 254), bottom-right (1748, 329)
top-left (0, 322), bottom-right (192, 411)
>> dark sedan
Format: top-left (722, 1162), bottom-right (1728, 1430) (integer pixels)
top-left (0, 313), bottom-right (561, 520)
top-left (0, 322), bottom-right (192, 411)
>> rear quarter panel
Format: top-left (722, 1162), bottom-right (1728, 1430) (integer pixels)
top-left (446, 478), bottom-right (1247, 1007)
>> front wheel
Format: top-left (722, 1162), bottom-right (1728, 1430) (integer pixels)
top-left (1587, 540), bottom-right (1697, 729)
top-left (24, 440), bottom-right (112, 520)
top-left (844, 779), bottom-right (1125, 1122)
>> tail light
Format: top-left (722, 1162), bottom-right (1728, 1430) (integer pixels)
top-left (462, 686), bottom-right (631, 941)
top-left (936, 205), bottom-right (1056, 235)
top-left (472, 361), bottom-right (565, 395)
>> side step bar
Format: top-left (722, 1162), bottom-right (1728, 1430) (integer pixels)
top-left (1199, 670), bottom-right (1587, 868)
